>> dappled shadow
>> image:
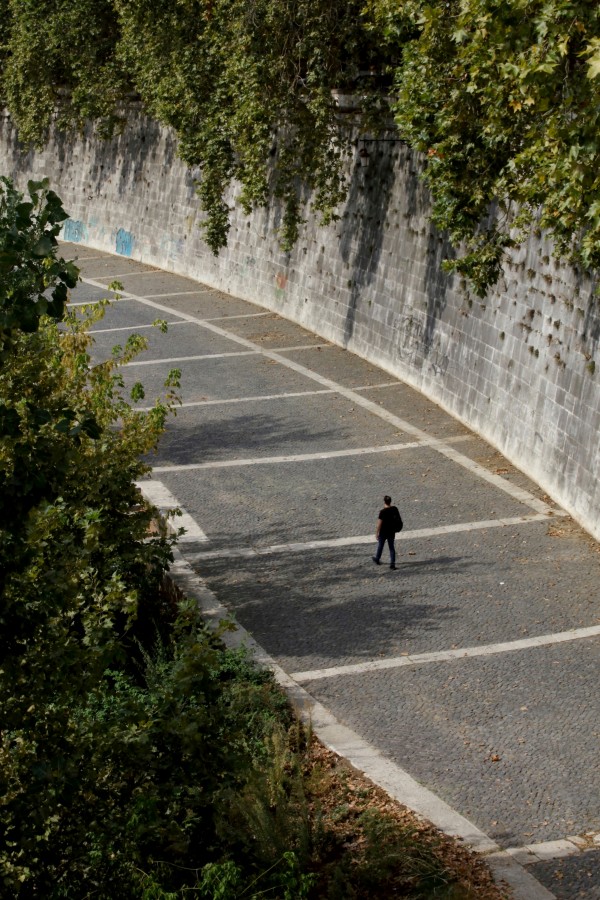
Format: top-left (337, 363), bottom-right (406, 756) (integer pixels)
top-left (195, 551), bottom-right (473, 665)
top-left (54, 112), bottom-right (175, 201)
top-left (149, 409), bottom-right (349, 466)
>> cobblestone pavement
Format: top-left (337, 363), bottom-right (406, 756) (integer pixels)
top-left (65, 244), bottom-right (600, 897)
top-left (529, 850), bottom-right (600, 898)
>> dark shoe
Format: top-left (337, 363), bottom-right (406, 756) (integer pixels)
top-left (390, 564), bottom-right (396, 569)
top-left (372, 557), bottom-right (380, 565)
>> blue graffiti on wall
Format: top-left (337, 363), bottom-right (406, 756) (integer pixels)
top-left (115, 228), bottom-right (135, 257)
top-left (62, 219), bottom-right (88, 243)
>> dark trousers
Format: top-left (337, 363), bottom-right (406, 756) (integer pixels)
top-left (375, 534), bottom-right (395, 565)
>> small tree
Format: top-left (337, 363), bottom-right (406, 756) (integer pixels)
top-left (0, 178), bottom-right (184, 893)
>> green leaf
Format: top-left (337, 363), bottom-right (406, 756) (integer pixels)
top-left (31, 235), bottom-right (54, 258)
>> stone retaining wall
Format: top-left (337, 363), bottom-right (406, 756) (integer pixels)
top-left (1, 109), bottom-right (598, 539)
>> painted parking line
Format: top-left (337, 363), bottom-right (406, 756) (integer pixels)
top-left (149, 439), bottom-right (544, 473)
top-left (204, 312), bottom-right (271, 321)
top-left (122, 343), bottom-right (333, 366)
top-left (80, 276), bottom-right (560, 520)
top-left (135, 382), bottom-right (424, 411)
top-left (152, 440), bottom-right (438, 471)
top-left (90, 321), bottom-right (187, 335)
top-left (93, 269), bottom-right (160, 280)
top-left (263, 343), bottom-right (333, 352)
top-left (354, 381), bottom-right (402, 391)
top-left (135, 479), bottom-right (208, 542)
top-left (65, 254), bottom-right (115, 262)
top-left (124, 350), bottom-right (258, 366)
top-left (137, 388), bottom-right (335, 411)
top-left (289, 625), bottom-right (600, 683)
top-left (141, 289), bottom-right (216, 298)
top-left (185, 513), bottom-right (555, 562)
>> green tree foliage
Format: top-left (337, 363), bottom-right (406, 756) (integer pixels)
top-left (0, 178), bottom-right (174, 705)
top-left (2, 0), bottom-right (126, 140)
top-left (0, 180), bottom-right (214, 894)
top-left (2, 2), bottom-right (600, 291)
top-left (380, 0), bottom-right (600, 293)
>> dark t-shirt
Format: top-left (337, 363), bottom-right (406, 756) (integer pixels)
top-left (378, 505), bottom-right (400, 537)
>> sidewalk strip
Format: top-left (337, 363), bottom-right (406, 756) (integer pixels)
top-left (135, 479), bottom-right (208, 542)
top-left (185, 513), bottom-right (553, 561)
top-left (289, 625), bottom-right (600, 683)
top-left (81, 276), bottom-right (560, 519)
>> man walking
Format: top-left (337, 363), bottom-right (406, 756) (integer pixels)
top-left (372, 495), bottom-right (402, 569)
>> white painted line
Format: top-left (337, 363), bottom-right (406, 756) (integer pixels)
top-left (141, 288), bottom-right (216, 297)
top-left (271, 343), bottom-right (333, 352)
top-left (93, 269), bottom-right (160, 280)
top-left (90, 321), bottom-right (186, 335)
top-left (166, 546), bottom-right (554, 899)
top-left (353, 381), bottom-right (402, 391)
top-left (81, 276), bottom-right (561, 518)
top-left (135, 479), bottom-right (208, 542)
top-left (66, 254), bottom-right (115, 262)
top-left (204, 312), bottom-right (271, 321)
top-left (150, 439), bottom-right (474, 470)
top-left (134, 382), bottom-right (438, 412)
top-left (185, 513), bottom-right (553, 561)
top-left (289, 625), bottom-right (600, 683)
top-left (138, 389), bottom-right (335, 410)
top-left (123, 350), bottom-right (258, 366)
top-left (152, 441), bottom-right (420, 471)
top-left (122, 345), bottom-right (329, 367)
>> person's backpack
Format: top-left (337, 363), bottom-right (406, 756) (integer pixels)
top-left (393, 507), bottom-right (403, 533)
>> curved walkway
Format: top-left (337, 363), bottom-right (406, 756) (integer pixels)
top-left (64, 243), bottom-right (600, 899)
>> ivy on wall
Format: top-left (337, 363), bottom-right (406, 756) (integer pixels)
top-left (377, 0), bottom-right (600, 294)
top-left (1, 0), bottom-right (600, 294)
